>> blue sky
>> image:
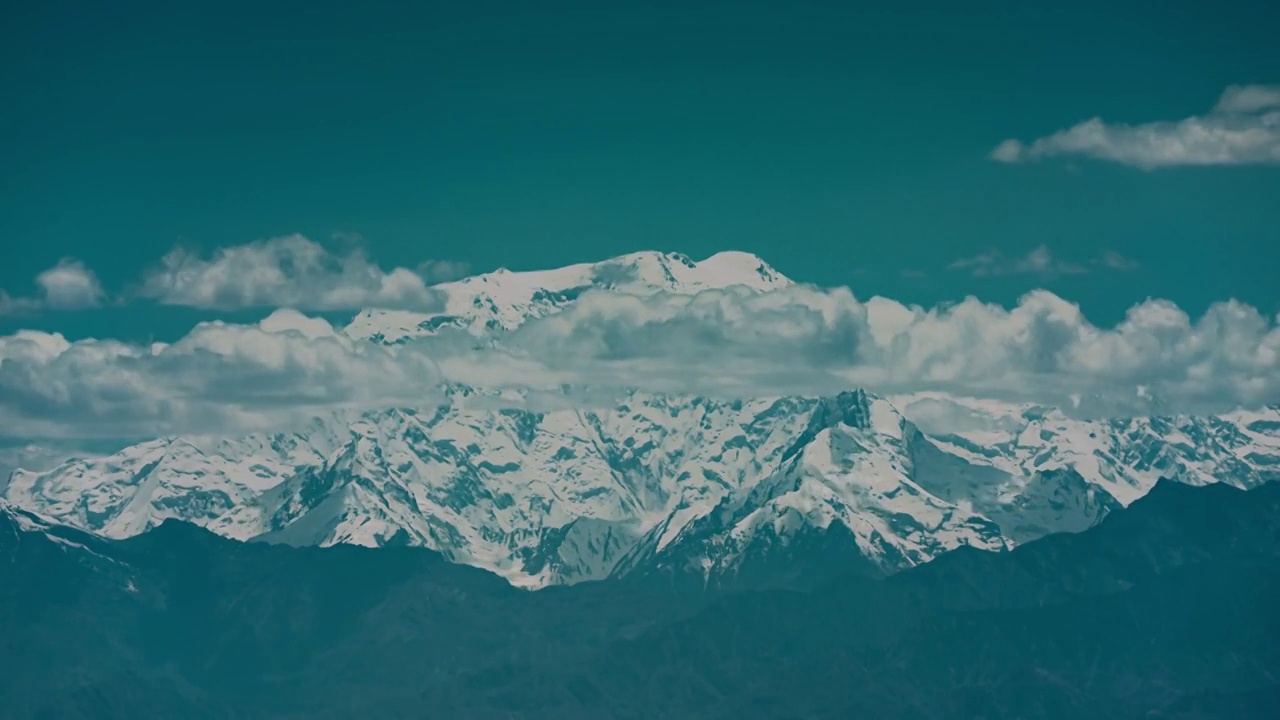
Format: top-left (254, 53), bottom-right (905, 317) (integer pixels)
top-left (3, 0), bottom-right (1278, 341)
top-left (1, 0), bottom-right (1279, 443)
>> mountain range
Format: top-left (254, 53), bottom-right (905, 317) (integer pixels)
top-left (4, 251), bottom-right (1279, 589)
top-left (4, 251), bottom-right (1280, 718)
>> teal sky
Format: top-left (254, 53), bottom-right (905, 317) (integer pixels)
top-left (3, 0), bottom-right (1279, 341)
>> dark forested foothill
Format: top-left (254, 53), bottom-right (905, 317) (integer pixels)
top-left (3, 481), bottom-right (1278, 719)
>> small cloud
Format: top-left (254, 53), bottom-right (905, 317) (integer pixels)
top-left (1013, 245), bottom-right (1086, 276)
top-left (37, 259), bottom-right (106, 309)
top-left (900, 269), bottom-right (928, 280)
top-left (0, 259), bottom-right (105, 315)
top-left (1093, 250), bottom-right (1141, 272)
top-left (989, 139), bottom-right (1025, 163)
top-left (1213, 84), bottom-right (1280, 114)
top-left (991, 84), bottom-right (1280, 169)
top-left (416, 259), bottom-right (471, 283)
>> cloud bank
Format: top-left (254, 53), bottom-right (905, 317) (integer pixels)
top-left (0, 310), bottom-right (444, 439)
top-left (2, 283), bottom-right (1277, 439)
top-left (992, 84), bottom-right (1280, 169)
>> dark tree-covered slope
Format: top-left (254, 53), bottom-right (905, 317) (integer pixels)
top-left (2, 480), bottom-right (1278, 719)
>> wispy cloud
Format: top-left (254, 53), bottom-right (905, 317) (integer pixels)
top-left (948, 245), bottom-right (1134, 278)
top-left (0, 259), bottom-right (105, 315)
top-left (991, 84), bottom-right (1280, 169)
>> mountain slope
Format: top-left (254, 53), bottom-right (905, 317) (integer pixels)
top-left (616, 391), bottom-right (1008, 589)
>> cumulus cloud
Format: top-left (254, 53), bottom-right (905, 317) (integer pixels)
top-left (481, 286), bottom-right (1279, 416)
top-left (0, 309), bottom-right (444, 439)
top-left (136, 235), bottom-right (448, 311)
top-left (457, 284), bottom-right (870, 396)
top-left (949, 245), bottom-right (1135, 278)
top-left (853, 293), bottom-right (1280, 415)
top-left (0, 259), bottom-right (105, 315)
top-left (991, 84), bottom-right (1280, 169)
top-left (3, 284), bottom-right (1278, 439)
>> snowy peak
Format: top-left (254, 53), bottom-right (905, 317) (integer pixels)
top-left (599, 250), bottom-right (792, 293)
top-left (346, 251), bottom-right (792, 342)
top-left (464, 250), bottom-right (791, 296)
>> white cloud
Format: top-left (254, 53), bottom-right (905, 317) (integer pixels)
top-left (136, 235), bottom-right (447, 311)
top-left (949, 245), bottom-right (1133, 278)
top-left (990, 139), bottom-right (1024, 164)
top-left (3, 283), bottom-right (1278, 440)
top-left (0, 309), bottom-right (444, 439)
top-left (992, 84), bottom-right (1280, 169)
top-left (381, 286), bottom-right (1280, 417)
top-left (853, 293), bottom-right (1280, 416)
top-left (0, 259), bottom-right (105, 315)
top-left (37, 260), bottom-right (106, 309)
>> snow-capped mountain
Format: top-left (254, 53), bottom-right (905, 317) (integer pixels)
top-left (615, 391), bottom-right (1009, 588)
top-left (8, 386), bottom-right (1278, 588)
top-left (15, 390), bottom-right (984, 587)
top-left (5, 251), bottom-right (1280, 588)
top-left (897, 393), bottom-right (1280, 503)
top-left (5, 417), bottom-right (346, 541)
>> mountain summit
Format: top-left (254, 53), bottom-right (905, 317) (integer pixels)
top-left (346, 250), bottom-right (792, 343)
